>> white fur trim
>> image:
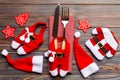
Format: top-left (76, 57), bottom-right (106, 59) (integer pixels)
top-left (50, 68), bottom-right (58, 76)
top-left (44, 50), bottom-right (51, 57)
top-left (85, 40), bottom-right (104, 60)
top-left (92, 28), bottom-right (98, 35)
top-left (48, 50), bottom-right (56, 54)
top-left (102, 28), bottom-right (118, 50)
top-left (74, 31), bottom-right (81, 38)
top-left (106, 51), bottom-right (113, 58)
top-left (81, 62), bottom-right (99, 78)
top-left (44, 50), bottom-right (56, 57)
top-left (32, 56), bottom-right (43, 73)
top-left (1, 49), bottom-right (8, 56)
top-left (60, 69), bottom-right (68, 77)
top-left (25, 38), bottom-right (30, 43)
top-left (11, 41), bottom-right (20, 49)
top-left (49, 57), bottom-right (54, 62)
top-left (20, 35), bottom-right (25, 41)
top-left (17, 47), bottom-right (26, 55)
top-left (20, 27), bottom-right (33, 43)
top-left (44, 51), bottom-right (49, 57)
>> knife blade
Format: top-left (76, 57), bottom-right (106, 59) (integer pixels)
top-left (52, 4), bottom-right (60, 49)
top-left (52, 4), bottom-right (60, 38)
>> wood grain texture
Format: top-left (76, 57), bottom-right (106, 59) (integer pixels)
top-left (0, 0), bottom-right (120, 80)
top-left (0, 5), bottom-right (120, 27)
top-left (0, 0), bottom-right (120, 5)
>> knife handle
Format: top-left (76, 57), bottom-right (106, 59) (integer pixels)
top-left (54, 38), bottom-right (58, 49)
top-left (62, 39), bottom-right (65, 50)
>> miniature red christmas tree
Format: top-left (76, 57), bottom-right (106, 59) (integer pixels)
top-left (2, 25), bottom-right (16, 38)
top-left (15, 13), bottom-right (29, 27)
top-left (78, 19), bottom-right (91, 33)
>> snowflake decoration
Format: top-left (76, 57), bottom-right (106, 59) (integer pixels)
top-left (78, 19), bottom-right (91, 33)
top-left (15, 13), bottom-right (29, 27)
top-left (2, 25), bottom-right (16, 38)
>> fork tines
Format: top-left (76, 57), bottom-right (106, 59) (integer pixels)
top-left (62, 7), bottom-right (69, 20)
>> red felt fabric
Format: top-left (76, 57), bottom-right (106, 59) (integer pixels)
top-left (49, 38), bottom-right (70, 71)
top-left (49, 16), bottom-right (74, 73)
top-left (6, 53), bottom-right (33, 72)
top-left (12, 22), bottom-right (46, 55)
top-left (74, 38), bottom-right (94, 70)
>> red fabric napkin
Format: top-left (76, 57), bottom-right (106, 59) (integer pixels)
top-left (49, 16), bottom-right (74, 73)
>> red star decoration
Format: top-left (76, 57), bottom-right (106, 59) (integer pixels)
top-left (78, 19), bottom-right (91, 33)
top-left (2, 25), bottom-right (16, 39)
top-left (15, 13), bottom-right (29, 27)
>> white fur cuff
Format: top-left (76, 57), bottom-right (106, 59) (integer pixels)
top-left (1, 49), bottom-right (8, 56)
top-left (74, 32), bottom-right (81, 38)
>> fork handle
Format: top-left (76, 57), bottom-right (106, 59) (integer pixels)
top-left (62, 28), bottom-right (65, 49)
top-left (62, 39), bottom-right (65, 50)
top-left (63, 28), bottom-right (65, 39)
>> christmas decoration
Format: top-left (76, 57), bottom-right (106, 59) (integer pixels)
top-left (11, 22), bottom-right (46, 55)
top-left (2, 25), bottom-right (16, 38)
top-left (49, 16), bottom-right (74, 73)
top-left (78, 19), bottom-right (91, 33)
top-left (85, 27), bottom-right (119, 60)
top-left (74, 32), bottom-right (99, 78)
top-left (44, 37), bottom-right (70, 77)
top-left (15, 13), bottom-right (29, 27)
top-left (1, 49), bottom-right (43, 73)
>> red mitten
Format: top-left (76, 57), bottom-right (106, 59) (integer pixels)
top-left (74, 32), bottom-right (99, 78)
top-left (1, 49), bottom-right (43, 73)
top-left (85, 27), bottom-right (119, 60)
top-left (11, 22), bottom-right (46, 55)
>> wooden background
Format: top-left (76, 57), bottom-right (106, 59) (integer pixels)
top-left (0, 0), bottom-right (120, 80)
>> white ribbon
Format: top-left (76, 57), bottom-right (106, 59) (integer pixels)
top-left (20, 27), bottom-right (33, 43)
top-left (44, 50), bottom-right (56, 62)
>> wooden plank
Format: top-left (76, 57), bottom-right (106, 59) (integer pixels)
top-left (0, 74), bottom-right (120, 80)
top-left (0, 0), bottom-right (120, 5)
top-left (1, 69), bottom-right (120, 79)
top-left (0, 5), bottom-right (120, 27)
top-left (0, 75), bottom-right (120, 80)
top-left (0, 75), bottom-right (85, 80)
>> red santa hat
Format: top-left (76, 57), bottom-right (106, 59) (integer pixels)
top-left (74, 32), bottom-right (99, 78)
top-left (1, 49), bottom-right (43, 73)
top-left (85, 27), bottom-right (119, 60)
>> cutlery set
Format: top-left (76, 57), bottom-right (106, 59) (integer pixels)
top-left (52, 4), bottom-right (69, 50)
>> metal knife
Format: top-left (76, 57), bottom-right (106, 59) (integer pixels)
top-left (52, 4), bottom-right (60, 49)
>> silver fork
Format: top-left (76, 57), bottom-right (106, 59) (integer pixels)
top-left (61, 7), bottom-right (69, 49)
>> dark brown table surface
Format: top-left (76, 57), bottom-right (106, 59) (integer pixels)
top-left (0, 0), bottom-right (120, 80)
